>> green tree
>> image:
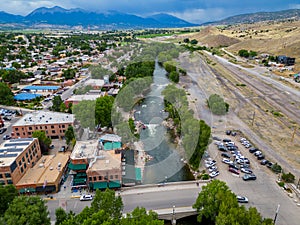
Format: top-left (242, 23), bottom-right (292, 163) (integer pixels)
top-left (72, 100), bottom-right (96, 129)
top-left (0, 185), bottom-right (18, 215)
top-left (3, 196), bottom-right (50, 225)
top-left (281, 172), bottom-right (295, 183)
top-left (190, 39), bottom-right (198, 45)
top-left (91, 189), bottom-right (123, 220)
top-left (32, 130), bottom-right (51, 154)
top-left (238, 49), bottom-right (250, 58)
top-left (121, 207), bottom-right (164, 225)
top-left (169, 71), bottom-right (179, 83)
top-left (95, 96), bottom-right (115, 127)
top-left (55, 208), bottom-right (68, 225)
top-left (65, 126), bottom-right (75, 146)
top-left (62, 68), bottom-right (76, 80)
top-left (207, 94), bottom-right (229, 115)
top-left (193, 180), bottom-right (238, 223)
top-left (52, 95), bottom-right (63, 112)
top-left (0, 82), bottom-right (14, 106)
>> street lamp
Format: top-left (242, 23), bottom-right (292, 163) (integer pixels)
top-left (273, 204), bottom-right (280, 224)
top-left (172, 205), bottom-right (176, 225)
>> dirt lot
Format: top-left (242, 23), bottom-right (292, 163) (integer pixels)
top-left (177, 51), bottom-right (300, 178)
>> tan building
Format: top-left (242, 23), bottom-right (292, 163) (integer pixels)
top-left (69, 140), bottom-right (122, 190)
top-left (16, 152), bottom-right (70, 193)
top-left (0, 138), bottom-right (41, 186)
top-left (12, 111), bottom-right (75, 139)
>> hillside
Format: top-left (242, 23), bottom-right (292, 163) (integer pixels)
top-left (203, 9), bottom-right (300, 25)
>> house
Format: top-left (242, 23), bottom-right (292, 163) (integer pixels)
top-left (277, 55), bottom-right (296, 66)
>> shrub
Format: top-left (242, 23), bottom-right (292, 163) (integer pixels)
top-left (281, 172), bottom-right (295, 183)
top-left (271, 163), bottom-right (282, 174)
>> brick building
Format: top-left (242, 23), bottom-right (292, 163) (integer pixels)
top-left (0, 138), bottom-right (41, 186)
top-left (12, 111), bottom-right (75, 139)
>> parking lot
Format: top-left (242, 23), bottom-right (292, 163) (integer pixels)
top-left (203, 130), bottom-right (300, 225)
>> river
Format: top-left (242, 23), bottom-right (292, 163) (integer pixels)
top-left (133, 61), bottom-right (194, 184)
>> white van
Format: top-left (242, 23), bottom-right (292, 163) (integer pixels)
top-left (80, 194), bottom-right (93, 201)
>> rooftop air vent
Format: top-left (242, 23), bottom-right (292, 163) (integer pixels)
top-left (50, 167), bottom-right (53, 170)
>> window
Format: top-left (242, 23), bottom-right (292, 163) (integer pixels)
top-left (18, 161), bottom-right (22, 166)
top-left (16, 133), bottom-right (20, 136)
top-left (15, 127), bottom-right (19, 131)
top-left (7, 180), bottom-right (13, 184)
top-left (89, 177), bottom-right (92, 181)
top-left (62, 125), bottom-right (65, 128)
top-left (93, 176), bottom-right (96, 181)
top-left (22, 157), bottom-right (25, 162)
top-left (0, 180), bottom-right (4, 185)
top-left (110, 175), bottom-right (113, 180)
top-left (40, 126), bottom-right (42, 129)
top-left (29, 126), bottom-right (32, 130)
top-left (51, 125), bottom-right (54, 129)
top-left (22, 127), bottom-right (24, 131)
top-left (0, 174), bottom-right (2, 178)
top-left (36, 127), bottom-right (38, 129)
top-left (30, 155), bottom-right (33, 160)
top-left (5, 173), bottom-right (11, 178)
top-left (25, 153), bottom-right (28, 158)
top-left (99, 176), bottom-right (103, 180)
top-left (23, 132), bottom-right (25, 136)
top-left (115, 175), bottom-right (118, 179)
top-left (28, 132), bottom-right (32, 135)
top-left (24, 164), bottom-right (27, 169)
top-left (20, 167), bottom-right (24, 173)
top-left (45, 126), bottom-right (47, 129)
top-left (52, 130), bottom-right (55, 134)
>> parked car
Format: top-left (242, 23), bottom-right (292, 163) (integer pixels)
top-left (231, 131), bottom-right (237, 136)
top-left (260, 159), bottom-right (269, 165)
top-left (249, 147), bottom-right (258, 153)
top-left (223, 138), bottom-right (232, 143)
top-left (3, 134), bottom-right (11, 140)
top-left (222, 158), bottom-right (233, 165)
top-left (254, 151), bottom-right (262, 156)
top-left (229, 164), bottom-right (239, 171)
top-left (0, 128), bottom-right (7, 134)
top-left (240, 163), bottom-right (250, 169)
top-left (213, 136), bottom-right (222, 141)
top-left (218, 145), bottom-right (228, 152)
top-left (59, 146), bottom-right (66, 152)
top-left (80, 194), bottom-right (93, 201)
top-left (209, 171), bottom-right (220, 178)
top-left (208, 166), bottom-right (218, 173)
top-left (243, 174), bottom-right (257, 181)
top-left (241, 168), bottom-right (253, 174)
top-left (257, 154), bottom-right (265, 160)
top-left (237, 196), bottom-right (249, 203)
top-left (266, 162), bottom-right (274, 168)
top-left (229, 167), bottom-right (240, 175)
top-left (226, 130), bottom-right (231, 135)
top-left (221, 152), bottom-right (231, 158)
top-left (3, 116), bottom-right (11, 121)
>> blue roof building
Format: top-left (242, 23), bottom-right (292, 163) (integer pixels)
top-left (14, 93), bottom-right (42, 101)
top-left (22, 86), bottom-right (60, 91)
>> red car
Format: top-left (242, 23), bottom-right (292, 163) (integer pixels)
top-left (229, 167), bottom-right (240, 175)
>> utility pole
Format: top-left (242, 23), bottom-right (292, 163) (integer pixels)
top-left (251, 110), bottom-right (256, 126)
top-left (171, 205), bottom-right (176, 225)
top-left (291, 126), bottom-right (297, 143)
top-left (273, 204), bottom-right (280, 224)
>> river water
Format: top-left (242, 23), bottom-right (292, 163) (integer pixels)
top-left (134, 61), bottom-right (194, 184)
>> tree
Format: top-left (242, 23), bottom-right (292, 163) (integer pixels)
top-left (0, 82), bottom-right (14, 106)
top-left (72, 100), bottom-right (96, 129)
top-left (32, 130), bottom-right (51, 154)
top-left (95, 96), bottom-right (115, 127)
top-left (65, 126), bottom-right (75, 146)
top-left (52, 95), bottom-right (63, 112)
top-left (62, 68), bottom-right (76, 80)
top-left (169, 71), bottom-right (179, 83)
top-left (55, 208), bottom-right (68, 225)
top-left (0, 185), bottom-right (18, 215)
top-left (190, 39), bottom-right (198, 45)
top-left (193, 180), bottom-right (238, 223)
top-left (207, 94), bottom-right (229, 115)
top-left (281, 172), bottom-right (295, 183)
top-left (91, 189), bottom-right (123, 220)
top-left (238, 49), bottom-right (250, 58)
top-left (3, 196), bottom-right (50, 225)
top-left (121, 207), bottom-right (164, 225)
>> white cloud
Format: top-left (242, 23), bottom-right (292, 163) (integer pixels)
top-left (170, 8), bottom-right (227, 24)
top-left (288, 4), bottom-right (300, 9)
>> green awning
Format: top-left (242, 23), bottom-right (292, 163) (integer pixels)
top-left (76, 173), bottom-right (87, 178)
top-left (135, 168), bottom-right (142, 181)
top-left (104, 142), bottom-right (121, 150)
top-left (109, 180), bottom-right (121, 188)
top-left (19, 187), bottom-right (36, 193)
top-left (69, 162), bottom-right (87, 170)
top-left (92, 182), bottom-right (108, 189)
top-left (73, 178), bottom-right (87, 183)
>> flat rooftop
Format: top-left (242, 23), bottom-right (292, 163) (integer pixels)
top-left (71, 140), bottom-right (98, 160)
top-left (88, 150), bottom-right (121, 171)
top-left (67, 94), bottom-right (101, 102)
top-left (84, 79), bottom-right (104, 87)
top-left (22, 86), bottom-right (60, 91)
top-left (100, 134), bottom-right (122, 143)
top-left (0, 138), bottom-right (36, 166)
top-left (16, 152), bottom-right (70, 187)
top-left (13, 111), bottom-right (75, 127)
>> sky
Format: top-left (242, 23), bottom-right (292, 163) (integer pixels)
top-left (0, 0), bottom-right (300, 24)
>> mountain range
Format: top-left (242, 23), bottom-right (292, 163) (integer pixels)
top-left (0, 7), bottom-right (300, 29)
top-left (0, 6), bottom-right (197, 29)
